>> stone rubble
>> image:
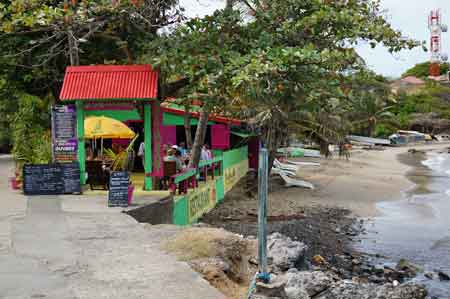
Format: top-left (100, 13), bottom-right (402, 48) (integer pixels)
top-left (252, 271), bottom-right (428, 299)
top-left (267, 233), bottom-right (308, 272)
top-left (284, 269), bottom-right (335, 298)
top-left (250, 233), bottom-right (428, 299)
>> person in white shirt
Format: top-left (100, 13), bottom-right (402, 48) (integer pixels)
top-left (138, 141), bottom-right (145, 169)
top-left (200, 144), bottom-right (212, 161)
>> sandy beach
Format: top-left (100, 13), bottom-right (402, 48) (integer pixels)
top-left (270, 143), bottom-right (450, 218)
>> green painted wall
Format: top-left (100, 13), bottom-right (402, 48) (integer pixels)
top-left (163, 113), bottom-right (198, 126)
top-left (173, 197), bottom-right (189, 225)
top-left (215, 177), bottom-right (225, 203)
top-left (144, 104), bottom-right (152, 190)
top-left (76, 102), bottom-right (86, 184)
top-left (172, 146), bottom-right (249, 225)
top-left (212, 149), bottom-right (223, 157)
top-left (223, 146), bottom-right (248, 169)
top-left (85, 109), bottom-right (141, 122)
top-left (163, 112), bottom-right (215, 126)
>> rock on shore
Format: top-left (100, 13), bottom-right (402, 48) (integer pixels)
top-left (267, 233), bottom-right (308, 271)
top-left (252, 233), bottom-right (428, 299)
top-left (254, 269), bottom-right (427, 299)
top-left (165, 228), bottom-right (428, 299)
top-left (312, 280), bottom-right (427, 299)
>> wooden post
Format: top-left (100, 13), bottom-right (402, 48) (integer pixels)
top-left (76, 101), bottom-right (86, 184)
top-left (144, 103), bottom-right (152, 190)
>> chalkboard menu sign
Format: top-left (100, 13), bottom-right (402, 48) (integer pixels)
top-left (23, 163), bottom-right (81, 195)
top-left (108, 172), bottom-right (130, 207)
top-left (52, 105), bottom-right (77, 162)
top-left (60, 163), bottom-right (82, 194)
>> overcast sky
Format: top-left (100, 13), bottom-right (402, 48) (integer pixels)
top-left (357, 0), bottom-right (448, 78)
top-left (180, 0), bottom-right (449, 78)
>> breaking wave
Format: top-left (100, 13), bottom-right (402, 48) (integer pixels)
top-left (422, 152), bottom-right (450, 196)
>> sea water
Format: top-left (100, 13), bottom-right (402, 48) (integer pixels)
top-left (358, 152), bottom-right (450, 298)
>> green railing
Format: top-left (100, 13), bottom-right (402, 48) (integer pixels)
top-left (170, 155), bottom-right (223, 194)
top-left (198, 155), bottom-right (223, 168)
top-left (173, 168), bottom-right (197, 184)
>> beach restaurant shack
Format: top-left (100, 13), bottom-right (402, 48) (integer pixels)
top-left (58, 65), bottom-right (258, 224)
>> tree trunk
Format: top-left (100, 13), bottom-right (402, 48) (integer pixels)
top-left (67, 29), bottom-right (79, 66)
top-left (367, 120), bottom-right (375, 137)
top-left (267, 138), bottom-right (277, 176)
top-left (189, 110), bottom-right (209, 168)
top-left (319, 138), bottom-right (330, 158)
top-left (263, 113), bottom-right (284, 174)
top-left (184, 103), bottom-right (193, 149)
top-left (123, 46), bottom-right (134, 64)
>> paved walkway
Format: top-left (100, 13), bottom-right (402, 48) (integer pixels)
top-left (0, 157), bottom-right (224, 299)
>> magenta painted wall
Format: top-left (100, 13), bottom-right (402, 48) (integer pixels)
top-left (161, 125), bottom-right (177, 146)
top-left (211, 124), bottom-right (230, 150)
top-left (152, 106), bottom-right (177, 177)
top-left (248, 137), bottom-right (259, 170)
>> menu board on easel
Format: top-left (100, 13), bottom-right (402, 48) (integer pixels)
top-left (51, 104), bottom-right (77, 163)
top-left (108, 172), bottom-right (129, 207)
top-left (23, 163), bottom-right (81, 195)
top-left (60, 163), bottom-right (82, 194)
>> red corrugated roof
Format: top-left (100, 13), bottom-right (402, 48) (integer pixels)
top-left (60, 65), bottom-right (158, 101)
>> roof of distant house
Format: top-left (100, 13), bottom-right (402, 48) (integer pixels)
top-left (60, 65), bottom-right (158, 100)
top-left (399, 76), bottom-right (426, 85)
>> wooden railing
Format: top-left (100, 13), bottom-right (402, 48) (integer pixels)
top-left (169, 156), bottom-right (223, 195)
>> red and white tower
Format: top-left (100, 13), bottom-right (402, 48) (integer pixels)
top-left (428, 9), bottom-right (448, 77)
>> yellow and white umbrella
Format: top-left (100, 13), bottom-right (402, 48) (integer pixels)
top-left (84, 116), bottom-right (136, 157)
top-left (84, 116), bottom-right (136, 139)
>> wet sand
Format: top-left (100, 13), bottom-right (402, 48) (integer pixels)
top-left (270, 143), bottom-right (450, 218)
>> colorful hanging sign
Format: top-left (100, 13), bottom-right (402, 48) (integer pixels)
top-left (51, 105), bottom-right (78, 162)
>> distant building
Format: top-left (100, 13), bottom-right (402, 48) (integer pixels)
top-left (390, 76), bottom-right (425, 94)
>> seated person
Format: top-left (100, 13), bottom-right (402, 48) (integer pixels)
top-left (164, 148), bottom-right (176, 162)
top-left (164, 149), bottom-right (183, 173)
top-left (174, 150), bottom-right (186, 172)
top-left (178, 142), bottom-right (187, 157)
top-left (183, 151), bottom-right (191, 166)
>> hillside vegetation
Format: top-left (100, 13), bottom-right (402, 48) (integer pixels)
top-left (402, 61), bottom-right (450, 79)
